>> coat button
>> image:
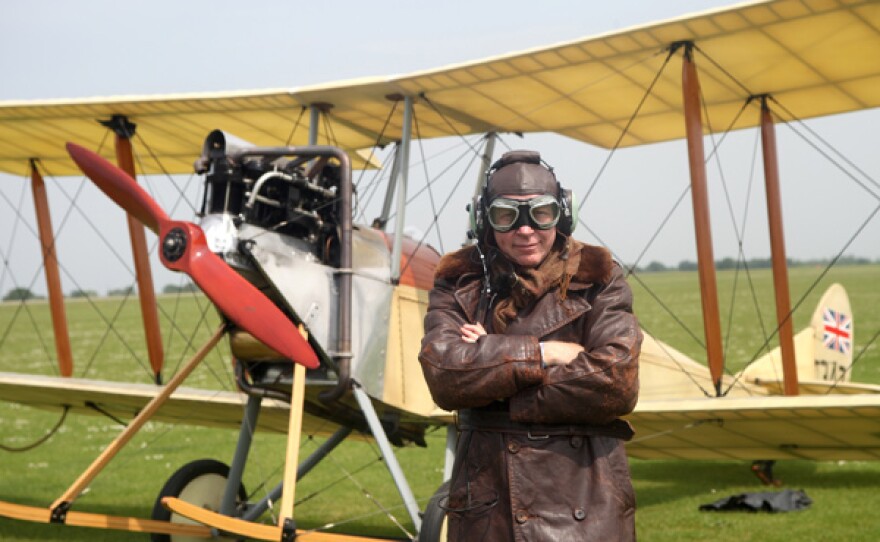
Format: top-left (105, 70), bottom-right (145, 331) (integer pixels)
top-left (515, 510), bottom-right (529, 523)
top-left (507, 441), bottom-right (520, 454)
top-left (570, 436), bottom-right (583, 448)
top-left (573, 508), bottom-right (586, 521)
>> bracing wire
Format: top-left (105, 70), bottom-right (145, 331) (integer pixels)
top-left (579, 49), bottom-right (675, 207)
top-left (0, 174), bottom-right (56, 370)
top-left (419, 94), bottom-right (485, 159)
top-left (735, 129), bottom-right (772, 351)
top-left (412, 107), bottom-right (446, 253)
top-left (718, 132), bottom-right (774, 378)
top-left (0, 161), bottom-right (30, 296)
top-left (133, 131), bottom-right (200, 215)
top-left (697, 86), bottom-right (770, 374)
top-left (285, 106), bottom-right (308, 146)
top-left (579, 46), bottom-right (677, 208)
top-left (353, 101), bottom-right (400, 221)
top-left (769, 98), bottom-right (880, 201)
top-left (321, 108), bottom-right (341, 148)
top-left (384, 135), bottom-right (485, 222)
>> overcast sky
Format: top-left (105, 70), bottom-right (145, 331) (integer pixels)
top-left (1, 0), bottom-right (877, 296)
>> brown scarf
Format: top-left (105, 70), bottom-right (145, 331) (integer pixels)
top-left (490, 237), bottom-right (572, 333)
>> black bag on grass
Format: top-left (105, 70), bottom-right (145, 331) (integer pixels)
top-left (699, 489), bottom-right (812, 513)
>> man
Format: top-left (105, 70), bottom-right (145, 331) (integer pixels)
top-left (419, 150), bottom-right (642, 541)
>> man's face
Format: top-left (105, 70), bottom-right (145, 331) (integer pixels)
top-left (492, 193), bottom-right (557, 268)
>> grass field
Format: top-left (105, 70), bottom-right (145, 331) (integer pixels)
top-left (1, 264), bottom-right (878, 540)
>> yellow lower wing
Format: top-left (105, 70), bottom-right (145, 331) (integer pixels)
top-left (627, 394), bottom-right (880, 461)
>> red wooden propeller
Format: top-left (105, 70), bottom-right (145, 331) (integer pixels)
top-left (66, 142), bottom-right (319, 369)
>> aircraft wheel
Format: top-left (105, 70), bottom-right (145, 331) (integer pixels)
top-left (418, 480), bottom-right (449, 542)
top-left (150, 459), bottom-right (247, 542)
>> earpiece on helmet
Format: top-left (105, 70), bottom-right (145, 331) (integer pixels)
top-left (557, 188), bottom-right (577, 236)
top-left (467, 194), bottom-right (485, 240)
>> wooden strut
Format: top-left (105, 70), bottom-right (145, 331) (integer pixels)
top-left (279, 327), bottom-right (309, 531)
top-left (29, 161), bottom-right (74, 377)
top-left (113, 124), bottom-right (165, 384)
top-left (680, 43), bottom-right (725, 395)
top-left (759, 97), bottom-right (799, 395)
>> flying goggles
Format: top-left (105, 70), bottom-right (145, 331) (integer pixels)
top-left (487, 195), bottom-right (561, 232)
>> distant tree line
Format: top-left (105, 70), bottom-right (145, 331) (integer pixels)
top-left (162, 282), bottom-right (200, 294)
top-left (633, 255), bottom-right (878, 273)
top-left (1, 281), bottom-right (201, 302)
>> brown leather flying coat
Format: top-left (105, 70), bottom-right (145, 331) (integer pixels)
top-left (419, 240), bottom-right (641, 541)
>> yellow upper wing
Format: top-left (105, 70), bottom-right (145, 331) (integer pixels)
top-left (1, 0), bottom-right (877, 176)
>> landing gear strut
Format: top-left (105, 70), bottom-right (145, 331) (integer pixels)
top-left (751, 460), bottom-right (782, 487)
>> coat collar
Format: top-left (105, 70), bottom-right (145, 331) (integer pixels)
top-left (433, 239), bottom-right (613, 293)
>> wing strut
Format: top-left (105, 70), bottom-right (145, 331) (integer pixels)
top-left (463, 132), bottom-right (497, 243)
top-left (759, 96), bottom-right (798, 395)
top-left (390, 96), bottom-right (414, 283)
top-left (101, 115), bottom-right (165, 384)
top-left (279, 328), bottom-right (309, 531)
top-left (680, 43), bottom-right (725, 395)
top-left (29, 160), bottom-right (74, 377)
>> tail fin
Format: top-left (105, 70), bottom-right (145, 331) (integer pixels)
top-left (737, 283), bottom-right (853, 391)
top-left (810, 283), bottom-right (853, 382)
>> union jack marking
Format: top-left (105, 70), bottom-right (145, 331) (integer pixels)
top-left (822, 308), bottom-right (852, 354)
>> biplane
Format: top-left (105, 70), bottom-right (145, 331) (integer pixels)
top-left (0, 0), bottom-right (879, 540)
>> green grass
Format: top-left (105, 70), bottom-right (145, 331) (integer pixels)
top-left (1, 265), bottom-right (879, 540)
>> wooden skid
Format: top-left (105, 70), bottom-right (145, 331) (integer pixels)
top-left (163, 496), bottom-right (392, 541)
top-left (0, 500), bottom-right (210, 537)
top-left (0, 495), bottom-right (397, 540)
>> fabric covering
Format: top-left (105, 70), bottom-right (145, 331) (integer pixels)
top-left (1, 1), bottom-right (878, 176)
top-left (699, 489), bottom-right (812, 513)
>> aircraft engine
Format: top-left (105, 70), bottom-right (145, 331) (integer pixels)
top-left (194, 129), bottom-right (342, 264)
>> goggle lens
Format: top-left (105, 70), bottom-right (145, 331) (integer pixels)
top-left (487, 196), bottom-right (560, 232)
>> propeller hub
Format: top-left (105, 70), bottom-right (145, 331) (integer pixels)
top-left (162, 227), bottom-right (188, 262)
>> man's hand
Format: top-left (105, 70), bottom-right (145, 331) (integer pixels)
top-left (541, 341), bottom-right (584, 366)
top-left (460, 322), bottom-right (487, 343)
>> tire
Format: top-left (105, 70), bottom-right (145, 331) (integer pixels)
top-left (418, 480), bottom-right (450, 542)
top-left (150, 459), bottom-right (247, 542)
